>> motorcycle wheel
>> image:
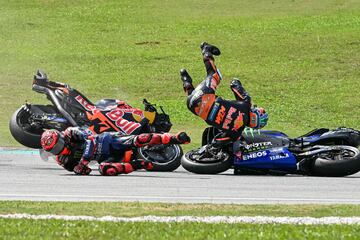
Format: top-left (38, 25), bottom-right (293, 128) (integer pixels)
top-left (137, 144), bottom-right (182, 172)
top-left (181, 147), bottom-right (232, 174)
top-left (311, 145), bottom-right (360, 177)
top-left (9, 105), bottom-right (57, 149)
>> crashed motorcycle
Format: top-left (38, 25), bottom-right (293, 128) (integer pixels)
top-left (10, 70), bottom-right (182, 171)
top-left (181, 127), bottom-right (360, 177)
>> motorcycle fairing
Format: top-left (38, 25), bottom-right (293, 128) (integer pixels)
top-left (289, 128), bottom-right (360, 148)
top-left (242, 128), bottom-right (290, 148)
top-left (233, 147), bottom-right (297, 171)
top-left (63, 89), bottom-right (149, 135)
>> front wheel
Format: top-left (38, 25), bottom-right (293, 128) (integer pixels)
top-left (137, 144), bottom-right (183, 172)
top-left (9, 105), bottom-right (56, 148)
top-left (311, 145), bottom-right (360, 177)
top-left (181, 147), bottom-right (232, 174)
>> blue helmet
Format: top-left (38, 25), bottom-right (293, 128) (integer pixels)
top-left (249, 107), bottom-right (268, 129)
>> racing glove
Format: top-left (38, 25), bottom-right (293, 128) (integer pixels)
top-left (74, 160), bottom-right (92, 175)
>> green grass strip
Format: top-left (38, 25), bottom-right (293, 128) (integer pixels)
top-left (1, 201), bottom-right (360, 218)
top-left (1, 218), bottom-right (360, 240)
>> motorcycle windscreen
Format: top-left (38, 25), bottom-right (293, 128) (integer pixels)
top-left (234, 147), bottom-right (297, 171)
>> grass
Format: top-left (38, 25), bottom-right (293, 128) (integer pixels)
top-left (0, 0), bottom-right (359, 149)
top-left (1, 219), bottom-right (360, 240)
top-left (1, 201), bottom-right (360, 239)
top-left (1, 201), bottom-right (360, 218)
top-left (1, 2), bottom-right (359, 238)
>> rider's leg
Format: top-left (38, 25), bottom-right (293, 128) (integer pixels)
top-left (108, 132), bottom-right (190, 150)
top-left (201, 42), bottom-right (222, 91)
top-left (230, 79), bottom-right (252, 105)
top-left (98, 132), bottom-right (190, 176)
top-left (133, 132), bottom-right (190, 147)
top-left (210, 131), bottom-right (240, 149)
top-left (180, 42), bottom-right (222, 97)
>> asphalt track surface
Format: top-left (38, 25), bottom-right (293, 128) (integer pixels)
top-left (2, 149), bottom-right (360, 204)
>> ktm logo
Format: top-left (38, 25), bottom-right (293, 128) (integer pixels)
top-left (215, 106), bottom-right (226, 124)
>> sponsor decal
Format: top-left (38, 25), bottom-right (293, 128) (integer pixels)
top-left (197, 95), bottom-right (215, 119)
top-left (215, 106), bottom-right (226, 124)
top-left (242, 151), bottom-right (267, 161)
top-left (243, 128), bottom-right (261, 137)
top-left (75, 95), bottom-right (96, 112)
top-left (106, 110), bottom-right (141, 134)
top-left (83, 139), bottom-right (94, 159)
top-left (188, 90), bottom-right (203, 108)
top-left (207, 103), bottom-right (220, 122)
top-left (222, 107), bottom-right (237, 129)
top-left (243, 142), bottom-right (273, 152)
top-left (270, 153), bottom-right (289, 161)
top-left (233, 112), bottom-right (244, 131)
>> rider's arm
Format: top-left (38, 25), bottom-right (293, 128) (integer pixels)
top-left (64, 127), bottom-right (96, 175)
top-left (230, 79), bottom-right (252, 105)
top-left (63, 127), bottom-right (92, 143)
top-left (72, 132), bottom-right (95, 175)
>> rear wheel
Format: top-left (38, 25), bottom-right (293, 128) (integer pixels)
top-left (137, 144), bottom-right (182, 172)
top-left (181, 147), bottom-right (232, 174)
top-left (311, 145), bottom-right (360, 177)
top-left (9, 105), bottom-right (57, 148)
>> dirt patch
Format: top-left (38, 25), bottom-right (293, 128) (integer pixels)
top-left (135, 41), bottom-right (160, 45)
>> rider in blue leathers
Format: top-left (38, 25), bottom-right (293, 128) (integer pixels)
top-left (41, 127), bottom-right (190, 176)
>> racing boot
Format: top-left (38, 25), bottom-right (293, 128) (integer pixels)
top-left (230, 78), bottom-right (252, 105)
top-left (129, 159), bottom-right (154, 171)
top-left (200, 42), bottom-right (221, 59)
top-left (98, 162), bottom-right (134, 176)
top-left (180, 69), bottom-right (194, 95)
top-left (168, 132), bottom-right (191, 144)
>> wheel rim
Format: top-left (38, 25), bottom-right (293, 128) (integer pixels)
top-left (16, 107), bottom-right (43, 134)
top-left (139, 145), bottom-right (180, 165)
top-left (187, 148), bottom-right (229, 164)
top-left (319, 146), bottom-right (359, 161)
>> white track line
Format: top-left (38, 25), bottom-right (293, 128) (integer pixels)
top-left (1, 214), bottom-right (360, 225)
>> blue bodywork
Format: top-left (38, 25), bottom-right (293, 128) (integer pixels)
top-left (234, 129), bottom-right (297, 171)
top-left (233, 147), bottom-right (297, 171)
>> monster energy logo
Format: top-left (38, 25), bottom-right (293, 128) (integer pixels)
top-left (243, 127), bottom-right (261, 137)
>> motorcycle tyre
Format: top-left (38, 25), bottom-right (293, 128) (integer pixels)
top-left (311, 145), bottom-right (360, 177)
top-left (181, 148), bottom-right (232, 174)
top-left (137, 144), bottom-right (182, 172)
top-left (9, 105), bottom-right (57, 149)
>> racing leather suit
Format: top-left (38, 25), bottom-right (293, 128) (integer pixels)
top-left (56, 127), bottom-right (189, 176)
top-left (181, 43), bottom-right (253, 147)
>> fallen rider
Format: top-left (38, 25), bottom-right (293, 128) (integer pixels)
top-left (40, 127), bottom-right (190, 176)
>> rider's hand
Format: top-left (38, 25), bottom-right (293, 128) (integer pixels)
top-left (74, 161), bottom-right (92, 175)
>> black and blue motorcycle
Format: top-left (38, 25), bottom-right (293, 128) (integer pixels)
top-left (181, 127), bottom-right (360, 177)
